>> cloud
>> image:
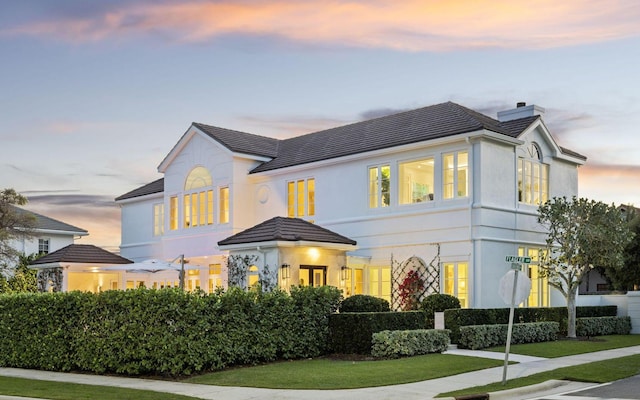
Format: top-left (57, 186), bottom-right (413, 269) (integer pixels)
top-left (4, 0), bottom-right (640, 51)
top-left (578, 162), bottom-right (640, 206)
top-left (359, 107), bottom-right (410, 120)
top-left (237, 114), bottom-right (349, 138)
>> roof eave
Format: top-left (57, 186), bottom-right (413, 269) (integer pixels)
top-left (218, 240), bottom-right (358, 251)
top-left (115, 191), bottom-right (164, 205)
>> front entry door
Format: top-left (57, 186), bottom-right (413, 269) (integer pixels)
top-left (300, 265), bottom-right (327, 287)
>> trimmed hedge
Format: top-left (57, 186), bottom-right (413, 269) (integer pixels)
top-left (576, 316), bottom-right (632, 337)
top-left (328, 311), bottom-right (426, 354)
top-left (458, 321), bottom-right (559, 350)
top-left (371, 329), bottom-right (450, 358)
top-left (0, 286), bottom-right (342, 376)
top-left (339, 294), bottom-right (390, 313)
top-left (445, 306), bottom-right (617, 343)
top-left (422, 293), bottom-right (461, 328)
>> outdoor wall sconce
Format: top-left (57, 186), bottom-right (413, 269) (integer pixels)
top-left (280, 264), bottom-right (290, 280)
top-left (340, 265), bottom-right (348, 281)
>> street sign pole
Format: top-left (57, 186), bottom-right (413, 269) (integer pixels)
top-left (502, 263), bottom-right (520, 385)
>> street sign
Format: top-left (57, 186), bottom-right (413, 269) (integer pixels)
top-left (505, 255), bottom-right (531, 264)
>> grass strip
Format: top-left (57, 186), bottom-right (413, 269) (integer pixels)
top-left (0, 376), bottom-right (197, 400)
top-left (487, 334), bottom-right (640, 358)
top-left (438, 354), bottom-right (640, 398)
top-left (186, 354), bottom-right (504, 389)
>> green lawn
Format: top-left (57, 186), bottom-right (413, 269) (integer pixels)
top-left (487, 334), bottom-right (640, 358)
top-left (185, 354), bottom-right (504, 389)
top-left (439, 353), bottom-right (640, 398)
top-left (0, 376), bottom-right (197, 400)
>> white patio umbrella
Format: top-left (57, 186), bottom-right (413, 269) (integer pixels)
top-left (100, 255), bottom-right (204, 289)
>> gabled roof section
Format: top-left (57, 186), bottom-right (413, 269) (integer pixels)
top-left (12, 206), bottom-right (88, 235)
top-left (250, 102), bottom-right (528, 173)
top-left (115, 178), bottom-right (164, 202)
top-left (30, 244), bottom-right (132, 265)
top-left (218, 217), bottom-right (357, 247)
top-left (193, 123), bottom-right (280, 158)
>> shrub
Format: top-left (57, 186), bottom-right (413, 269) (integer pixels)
top-left (328, 311), bottom-right (426, 354)
top-left (371, 329), bottom-right (450, 358)
top-left (458, 322), bottom-right (558, 350)
top-left (339, 294), bottom-right (390, 313)
top-left (0, 286), bottom-right (342, 376)
top-left (576, 316), bottom-right (632, 337)
top-left (422, 293), bottom-right (460, 328)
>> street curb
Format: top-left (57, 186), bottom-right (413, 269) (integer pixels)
top-left (488, 379), bottom-right (574, 399)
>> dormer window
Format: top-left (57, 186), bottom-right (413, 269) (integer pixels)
top-left (518, 143), bottom-right (548, 205)
top-left (183, 167), bottom-right (214, 228)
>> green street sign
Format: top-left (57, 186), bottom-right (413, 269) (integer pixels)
top-left (505, 256), bottom-right (532, 264)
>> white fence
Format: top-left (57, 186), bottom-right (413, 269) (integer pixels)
top-left (576, 291), bottom-right (640, 334)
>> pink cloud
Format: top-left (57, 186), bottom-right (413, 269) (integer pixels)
top-left (4, 1), bottom-right (640, 51)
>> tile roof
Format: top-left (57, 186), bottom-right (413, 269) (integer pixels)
top-left (218, 217), bottom-right (357, 247)
top-left (115, 178), bottom-right (164, 201)
top-left (249, 102), bottom-right (546, 173)
top-left (12, 206), bottom-right (88, 234)
top-left (117, 101), bottom-right (586, 200)
top-left (192, 123), bottom-right (280, 158)
top-left (30, 244), bottom-right (133, 265)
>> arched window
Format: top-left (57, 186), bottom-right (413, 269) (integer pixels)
top-left (183, 166), bottom-right (214, 228)
top-left (518, 142), bottom-right (548, 205)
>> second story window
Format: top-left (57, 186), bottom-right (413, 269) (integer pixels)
top-left (169, 196), bottom-right (178, 230)
top-left (443, 151), bottom-right (468, 199)
top-left (399, 158), bottom-right (434, 204)
top-left (219, 187), bottom-right (229, 224)
top-left (38, 238), bottom-right (50, 255)
top-left (287, 178), bottom-right (315, 218)
top-left (153, 203), bottom-right (164, 236)
top-left (518, 144), bottom-right (548, 205)
top-left (369, 165), bottom-right (390, 208)
top-left (183, 167), bottom-right (214, 228)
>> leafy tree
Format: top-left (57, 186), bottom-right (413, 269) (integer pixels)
top-left (0, 188), bottom-right (36, 272)
top-left (537, 196), bottom-right (633, 338)
top-left (605, 206), bottom-right (640, 291)
top-left (0, 253), bottom-right (39, 293)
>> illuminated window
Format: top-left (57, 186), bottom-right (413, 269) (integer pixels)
top-left (287, 178), bottom-right (315, 218)
top-left (248, 265), bottom-right (259, 288)
top-left (38, 238), bottom-right (50, 254)
top-left (186, 269), bottom-right (201, 291)
top-left (183, 167), bottom-right (214, 228)
top-left (153, 203), bottom-right (164, 236)
top-left (368, 266), bottom-right (391, 303)
top-left (208, 264), bottom-right (223, 293)
top-left (344, 268), bottom-right (364, 297)
top-left (369, 165), bottom-right (390, 208)
top-left (443, 262), bottom-right (468, 307)
top-left (219, 187), bottom-right (229, 224)
top-left (443, 151), bottom-right (468, 199)
top-left (518, 146), bottom-right (548, 205)
top-left (169, 196), bottom-right (178, 230)
top-left (518, 247), bottom-right (549, 307)
top-left (399, 158), bottom-right (434, 204)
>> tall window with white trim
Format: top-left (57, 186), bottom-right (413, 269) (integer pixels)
top-left (287, 178), bottom-right (315, 218)
top-left (368, 165), bottom-right (390, 208)
top-left (183, 167), bottom-right (214, 228)
top-left (443, 262), bottom-right (468, 307)
top-left (518, 143), bottom-right (548, 205)
top-left (443, 151), bottom-right (468, 199)
top-left (153, 203), bottom-right (164, 236)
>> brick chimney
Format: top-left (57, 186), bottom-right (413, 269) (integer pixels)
top-left (497, 102), bottom-right (545, 122)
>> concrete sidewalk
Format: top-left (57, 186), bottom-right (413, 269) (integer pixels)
top-left (1, 345), bottom-right (639, 400)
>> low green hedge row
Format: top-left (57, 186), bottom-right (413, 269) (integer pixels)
top-left (445, 306), bottom-right (617, 343)
top-left (328, 311), bottom-right (426, 354)
top-left (0, 286), bottom-right (341, 376)
top-left (371, 329), bottom-right (450, 358)
top-left (576, 316), bottom-right (632, 337)
top-left (458, 321), bottom-right (559, 350)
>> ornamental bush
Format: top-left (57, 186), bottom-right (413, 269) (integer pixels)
top-left (458, 321), bottom-right (558, 350)
top-left (339, 294), bottom-right (390, 313)
top-left (576, 316), bottom-right (632, 337)
top-left (371, 329), bottom-right (450, 358)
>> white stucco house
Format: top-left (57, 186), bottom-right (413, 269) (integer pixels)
top-left (114, 101), bottom-right (586, 309)
top-left (8, 206), bottom-right (88, 259)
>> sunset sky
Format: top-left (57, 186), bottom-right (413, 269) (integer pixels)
top-left (2, 1), bottom-right (640, 251)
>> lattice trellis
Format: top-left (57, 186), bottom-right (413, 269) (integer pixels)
top-left (390, 243), bottom-right (440, 311)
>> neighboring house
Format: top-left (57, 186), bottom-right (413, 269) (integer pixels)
top-left (9, 206), bottom-right (88, 257)
top-left (114, 101), bottom-right (585, 308)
